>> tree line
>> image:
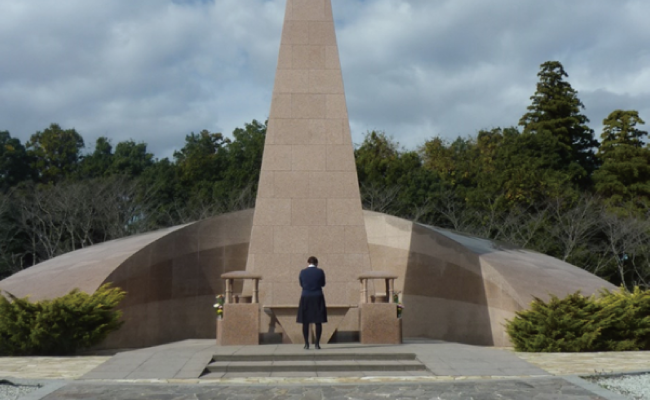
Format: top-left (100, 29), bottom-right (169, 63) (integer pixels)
top-left (1, 61), bottom-right (649, 289)
top-left (0, 121), bottom-right (265, 277)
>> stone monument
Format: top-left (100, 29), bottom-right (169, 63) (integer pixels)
top-left (247, 0), bottom-right (373, 342)
top-left (0, 0), bottom-right (617, 349)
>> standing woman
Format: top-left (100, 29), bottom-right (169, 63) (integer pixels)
top-left (297, 256), bottom-right (327, 349)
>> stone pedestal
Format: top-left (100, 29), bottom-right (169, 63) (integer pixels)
top-left (216, 303), bottom-right (260, 346)
top-left (360, 303), bottom-right (402, 344)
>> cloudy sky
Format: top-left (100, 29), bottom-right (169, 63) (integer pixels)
top-left (1, 0), bottom-right (649, 159)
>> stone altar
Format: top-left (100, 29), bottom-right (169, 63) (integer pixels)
top-left (216, 271), bottom-right (262, 346)
top-left (358, 272), bottom-right (402, 344)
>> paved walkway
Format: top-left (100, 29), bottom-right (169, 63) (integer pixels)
top-left (1, 339), bottom-right (646, 399)
top-left (0, 356), bottom-right (109, 380)
top-left (518, 351), bottom-right (650, 376)
top-left (79, 339), bottom-right (548, 380)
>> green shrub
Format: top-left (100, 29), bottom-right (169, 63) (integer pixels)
top-left (506, 287), bottom-right (650, 352)
top-left (596, 287), bottom-right (650, 351)
top-left (0, 284), bottom-right (125, 355)
top-left (506, 292), bottom-right (602, 352)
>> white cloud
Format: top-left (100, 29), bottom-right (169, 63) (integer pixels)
top-left (1, 0), bottom-right (649, 157)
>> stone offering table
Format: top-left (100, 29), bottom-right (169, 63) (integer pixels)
top-left (264, 305), bottom-right (351, 344)
top-left (217, 271), bottom-right (262, 346)
top-left (358, 272), bottom-right (402, 344)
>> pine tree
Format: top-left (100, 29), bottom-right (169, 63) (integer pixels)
top-left (593, 110), bottom-right (650, 210)
top-left (519, 61), bottom-right (599, 184)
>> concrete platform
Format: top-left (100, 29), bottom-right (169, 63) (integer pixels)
top-left (76, 339), bottom-right (547, 380)
top-left (2, 339), bottom-right (646, 399)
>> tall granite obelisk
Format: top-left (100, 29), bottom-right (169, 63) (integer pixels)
top-left (247, 0), bottom-right (371, 308)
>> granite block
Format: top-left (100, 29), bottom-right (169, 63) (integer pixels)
top-left (217, 304), bottom-right (260, 346)
top-left (360, 303), bottom-right (402, 345)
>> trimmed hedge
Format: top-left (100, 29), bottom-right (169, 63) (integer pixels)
top-left (0, 284), bottom-right (125, 355)
top-left (506, 287), bottom-right (650, 352)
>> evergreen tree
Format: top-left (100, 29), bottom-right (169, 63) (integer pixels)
top-left (216, 120), bottom-right (266, 203)
top-left (593, 110), bottom-right (650, 210)
top-left (78, 137), bottom-right (113, 179)
top-left (492, 128), bottom-right (576, 204)
top-left (357, 131), bottom-right (439, 219)
top-left (174, 129), bottom-right (228, 194)
top-left (421, 136), bottom-right (478, 189)
top-left (26, 123), bottom-right (85, 184)
top-left (519, 61), bottom-right (599, 184)
top-left (355, 131), bottom-right (402, 185)
top-left (0, 131), bottom-right (33, 191)
top-left (109, 140), bottom-right (154, 177)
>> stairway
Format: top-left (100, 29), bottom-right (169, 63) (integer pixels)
top-left (201, 352), bottom-right (429, 377)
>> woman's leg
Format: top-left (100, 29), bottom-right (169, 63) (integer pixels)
top-left (315, 323), bottom-right (322, 349)
top-left (302, 323), bottom-right (310, 349)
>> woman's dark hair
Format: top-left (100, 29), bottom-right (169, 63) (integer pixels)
top-left (308, 256), bottom-right (318, 266)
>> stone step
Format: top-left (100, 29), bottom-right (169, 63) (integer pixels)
top-left (204, 359), bottom-right (427, 373)
top-left (211, 352), bottom-right (417, 362)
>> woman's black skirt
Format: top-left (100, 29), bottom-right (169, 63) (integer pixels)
top-left (296, 294), bottom-right (328, 324)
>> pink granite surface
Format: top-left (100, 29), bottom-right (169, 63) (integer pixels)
top-left (246, 0), bottom-right (371, 320)
top-left (359, 303), bottom-right (402, 345)
top-left (217, 304), bottom-right (260, 346)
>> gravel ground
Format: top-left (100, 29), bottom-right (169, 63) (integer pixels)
top-left (594, 373), bottom-right (650, 399)
top-left (0, 381), bottom-right (41, 400)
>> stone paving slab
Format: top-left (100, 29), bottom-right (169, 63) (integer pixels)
top-left (81, 339), bottom-right (215, 380)
top-left (24, 340), bottom-right (541, 381)
top-left (0, 357), bottom-right (109, 379)
top-left (208, 340), bottom-right (548, 378)
top-left (517, 350), bottom-right (650, 376)
top-left (35, 377), bottom-right (614, 399)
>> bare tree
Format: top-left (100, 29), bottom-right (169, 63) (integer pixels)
top-left (360, 182), bottom-right (401, 214)
top-left (548, 194), bottom-right (603, 262)
top-left (17, 186), bottom-right (71, 261)
top-left (491, 203), bottom-right (552, 252)
top-left (165, 198), bottom-right (222, 225)
top-left (407, 197), bottom-right (435, 223)
top-left (0, 191), bottom-right (8, 214)
top-left (430, 187), bottom-right (475, 232)
top-left (601, 212), bottom-right (650, 290)
top-left (465, 196), bottom-right (506, 240)
top-left (0, 191), bottom-right (25, 276)
top-left (223, 182), bottom-right (256, 213)
top-left (9, 177), bottom-right (151, 266)
top-left (96, 176), bottom-right (149, 239)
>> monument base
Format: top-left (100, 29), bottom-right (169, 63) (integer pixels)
top-left (360, 303), bottom-right (402, 344)
top-left (217, 303), bottom-right (260, 346)
top-left (264, 305), bottom-right (351, 345)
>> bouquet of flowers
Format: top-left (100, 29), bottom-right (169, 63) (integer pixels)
top-left (393, 293), bottom-right (404, 318)
top-left (214, 294), bottom-right (225, 319)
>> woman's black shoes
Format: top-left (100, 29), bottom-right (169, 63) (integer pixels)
top-left (315, 344), bottom-right (321, 350)
top-left (303, 344), bottom-right (309, 350)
